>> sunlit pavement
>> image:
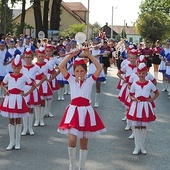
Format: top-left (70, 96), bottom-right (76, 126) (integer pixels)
top-left (0, 65), bottom-right (170, 170)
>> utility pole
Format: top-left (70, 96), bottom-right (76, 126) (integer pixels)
top-left (4, 0), bottom-right (7, 34)
top-left (86, 0), bottom-right (90, 40)
top-left (111, 6), bottom-right (113, 39)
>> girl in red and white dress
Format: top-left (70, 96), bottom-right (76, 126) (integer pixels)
top-left (116, 44), bottom-right (134, 100)
top-left (127, 56), bottom-right (157, 140)
top-left (117, 49), bottom-right (138, 130)
top-left (0, 55), bottom-right (35, 150)
top-left (126, 63), bottom-right (159, 155)
top-left (44, 44), bottom-right (60, 117)
top-left (35, 47), bottom-right (58, 126)
top-left (21, 48), bottom-right (46, 135)
top-left (57, 48), bottom-right (106, 170)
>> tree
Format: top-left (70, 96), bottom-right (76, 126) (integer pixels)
top-left (33, 0), bottom-right (43, 37)
top-left (43, 0), bottom-right (50, 37)
top-left (136, 0), bottom-right (170, 44)
top-left (50, 0), bottom-right (62, 31)
top-left (59, 23), bottom-right (86, 39)
top-left (0, 0), bottom-right (14, 34)
top-left (20, 0), bottom-right (26, 35)
top-left (140, 0), bottom-right (170, 15)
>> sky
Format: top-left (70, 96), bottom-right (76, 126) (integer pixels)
top-left (11, 0), bottom-right (143, 27)
top-left (64, 0), bottom-right (143, 26)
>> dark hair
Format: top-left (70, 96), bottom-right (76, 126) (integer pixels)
top-left (74, 64), bottom-right (87, 72)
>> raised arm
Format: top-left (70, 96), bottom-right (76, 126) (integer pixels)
top-left (82, 48), bottom-right (102, 78)
top-left (58, 50), bottom-right (80, 78)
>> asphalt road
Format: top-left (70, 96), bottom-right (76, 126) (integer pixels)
top-left (0, 66), bottom-right (170, 170)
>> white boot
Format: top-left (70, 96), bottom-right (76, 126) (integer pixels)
top-left (122, 116), bottom-right (127, 121)
top-left (21, 117), bottom-right (28, 136)
top-left (28, 114), bottom-right (34, 135)
top-left (15, 124), bottom-right (22, 150)
top-left (46, 100), bottom-right (53, 117)
top-left (129, 128), bottom-right (134, 139)
top-left (122, 107), bottom-right (127, 121)
top-left (140, 129), bottom-right (147, 154)
top-left (162, 81), bottom-right (167, 92)
top-left (133, 129), bottom-right (141, 155)
top-left (125, 121), bottom-right (131, 131)
top-left (34, 106), bottom-right (40, 127)
top-left (79, 149), bottom-right (88, 170)
top-left (68, 146), bottom-right (76, 170)
top-left (61, 87), bottom-right (65, 101)
top-left (94, 93), bottom-right (99, 108)
top-left (58, 89), bottom-right (61, 101)
top-left (168, 83), bottom-right (170, 95)
top-left (6, 124), bottom-right (15, 150)
top-left (40, 107), bottom-right (45, 126)
top-left (64, 84), bottom-right (68, 94)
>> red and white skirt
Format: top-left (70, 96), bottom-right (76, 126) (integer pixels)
top-left (36, 80), bottom-right (53, 100)
top-left (57, 97), bottom-right (106, 138)
top-left (0, 89), bottom-right (29, 118)
top-left (118, 83), bottom-right (129, 106)
top-left (24, 85), bottom-right (42, 108)
top-left (126, 98), bottom-right (156, 127)
top-left (49, 78), bottom-right (60, 92)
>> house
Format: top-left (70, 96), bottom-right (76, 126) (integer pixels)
top-left (112, 25), bottom-right (141, 43)
top-left (101, 23), bottom-right (141, 43)
top-left (101, 23), bottom-right (118, 39)
top-left (12, 1), bottom-right (93, 39)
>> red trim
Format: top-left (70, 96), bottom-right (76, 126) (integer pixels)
top-left (36, 73), bottom-right (44, 80)
top-left (137, 96), bottom-right (149, 101)
top-left (71, 97), bottom-right (90, 106)
top-left (136, 81), bottom-right (149, 88)
top-left (128, 64), bottom-right (137, 70)
top-left (10, 73), bottom-right (23, 81)
top-left (36, 62), bottom-right (46, 68)
top-left (92, 74), bottom-right (97, 81)
top-left (23, 64), bottom-right (35, 70)
top-left (64, 73), bottom-right (70, 80)
top-left (9, 88), bottom-right (23, 94)
top-left (1, 82), bottom-right (6, 86)
top-left (48, 68), bottom-right (55, 74)
top-left (130, 92), bottom-right (135, 96)
top-left (26, 81), bottom-right (34, 86)
top-left (154, 89), bottom-right (158, 94)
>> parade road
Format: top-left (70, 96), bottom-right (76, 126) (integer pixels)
top-left (0, 66), bottom-right (169, 170)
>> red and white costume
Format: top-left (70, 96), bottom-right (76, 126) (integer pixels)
top-left (125, 72), bottom-right (156, 108)
top-left (126, 80), bottom-right (158, 127)
top-left (57, 73), bottom-right (106, 138)
top-left (116, 58), bottom-right (130, 90)
top-left (35, 61), bottom-right (54, 100)
top-left (21, 64), bottom-right (42, 108)
top-left (45, 56), bottom-right (60, 92)
top-left (0, 73), bottom-right (33, 118)
top-left (118, 63), bottom-right (137, 106)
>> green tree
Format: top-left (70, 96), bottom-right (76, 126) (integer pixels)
top-left (136, 0), bottom-right (170, 44)
top-left (0, 0), bottom-right (13, 34)
top-left (140, 0), bottom-right (170, 15)
top-left (60, 23), bottom-right (86, 39)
